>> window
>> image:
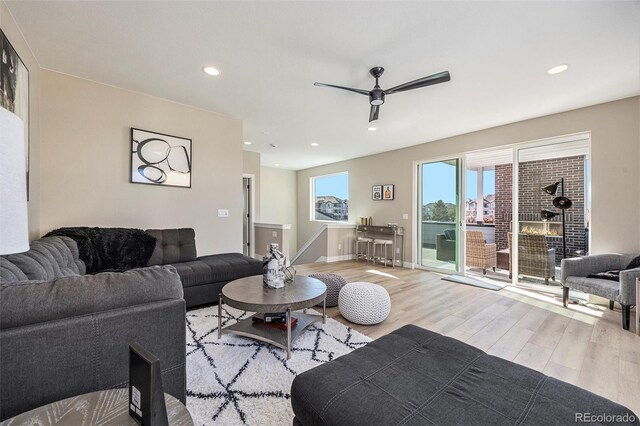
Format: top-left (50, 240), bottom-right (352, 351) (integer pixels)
top-left (311, 172), bottom-right (349, 221)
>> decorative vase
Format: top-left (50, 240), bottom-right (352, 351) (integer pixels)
top-left (263, 243), bottom-right (286, 289)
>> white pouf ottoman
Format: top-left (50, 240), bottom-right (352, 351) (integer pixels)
top-left (338, 282), bottom-right (391, 325)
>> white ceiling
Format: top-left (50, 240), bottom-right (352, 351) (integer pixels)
top-left (7, 1), bottom-right (639, 170)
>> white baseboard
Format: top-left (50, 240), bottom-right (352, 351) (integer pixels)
top-left (316, 254), bottom-right (355, 263)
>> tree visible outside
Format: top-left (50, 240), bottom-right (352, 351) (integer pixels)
top-left (422, 200), bottom-right (456, 222)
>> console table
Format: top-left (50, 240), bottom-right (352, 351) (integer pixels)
top-left (355, 225), bottom-right (405, 268)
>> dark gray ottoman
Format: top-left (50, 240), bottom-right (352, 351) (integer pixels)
top-left (309, 273), bottom-right (347, 307)
top-left (291, 325), bottom-right (638, 426)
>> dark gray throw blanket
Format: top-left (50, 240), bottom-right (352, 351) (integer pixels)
top-left (44, 227), bottom-right (157, 274)
top-left (586, 255), bottom-right (640, 282)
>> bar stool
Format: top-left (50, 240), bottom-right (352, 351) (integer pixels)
top-left (373, 238), bottom-right (394, 268)
top-left (355, 237), bottom-right (373, 262)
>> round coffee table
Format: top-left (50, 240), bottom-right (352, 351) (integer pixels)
top-left (218, 275), bottom-right (327, 359)
top-left (1, 388), bottom-right (192, 425)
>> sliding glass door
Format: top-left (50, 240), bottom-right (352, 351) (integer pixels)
top-left (418, 158), bottom-right (461, 272)
top-left (514, 137), bottom-right (590, 292)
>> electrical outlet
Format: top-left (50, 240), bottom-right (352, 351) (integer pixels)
top-left (217, 209), bottom-right (229, 217)
top-left (338, 243), bottom-right (342, 251)
top-left (396, 247), bottom-right (401, 254)
top-left (402, 213), bottom-right (409, 220)
top-left (272, 231), bottom-right (278, 238)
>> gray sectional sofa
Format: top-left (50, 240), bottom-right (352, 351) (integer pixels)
top-left (0, 236), bottom-right (186, 421)
top-left (145, 228), bottom-right (263, 307)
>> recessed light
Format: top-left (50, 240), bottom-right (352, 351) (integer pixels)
top-left (203, 66), bottom-right (220, 76)
top-left (244, 141), bottom-right (252, 145)
top-left (547, 64), bottom-right (569, 75)
top-left (311, 143), bottom-right (319, 146)
top-left (368, 126), bottom-right (377, 132)
top-left (274, 164), bottom-right (280, 167)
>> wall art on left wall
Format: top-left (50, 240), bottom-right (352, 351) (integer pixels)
top-left (1, 29), bottom-right (29, 199)
top-left (130, 128), bottom-right (192, 188)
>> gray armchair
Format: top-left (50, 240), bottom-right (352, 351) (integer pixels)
top-left (561, 253), bottom-right (640, 330)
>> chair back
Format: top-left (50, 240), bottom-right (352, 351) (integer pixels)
top-left (466, 231), bottom-right (486, 266)
top-left (466, 231), bottom-right (485, 247)
top-left (508, 233), bottom-right (553, 278)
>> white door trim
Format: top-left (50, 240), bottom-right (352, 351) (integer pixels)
top-left (242, 173), bottom-right (256, 258)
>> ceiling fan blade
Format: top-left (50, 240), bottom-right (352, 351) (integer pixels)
top-left (314, 82), bottom-right (371, 96)
top-left (385, 71), bottom-right (450, 95)
top-left (369, 105), bottom-right (380, 122)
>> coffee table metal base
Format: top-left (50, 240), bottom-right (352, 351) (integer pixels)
top-left (218, 297), bottom-right (326, 359)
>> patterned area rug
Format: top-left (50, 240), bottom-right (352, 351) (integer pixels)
top-left (185, 305), bottom-right (371, 425)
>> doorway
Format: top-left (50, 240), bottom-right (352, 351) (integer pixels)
top-left (415, 133), bottom-right (591, 298)
top-left (417, 158), bottom-right (462, 272)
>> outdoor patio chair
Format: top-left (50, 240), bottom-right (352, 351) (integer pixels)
top-left (465, 230), bottom-right (497, 274)
top-left (508, 233), bottom-right (556, 284)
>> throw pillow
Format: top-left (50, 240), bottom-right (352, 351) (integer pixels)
top-left (624, 255), bottom-right (640, 270)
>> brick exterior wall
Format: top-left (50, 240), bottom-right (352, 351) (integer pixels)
top-left (494, 163), bottom-right (513, 251)
top-left (494, 156), bottom-right (587, 265)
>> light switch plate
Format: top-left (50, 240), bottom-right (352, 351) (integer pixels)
top-left (218, 209), bottom-right (229, 217)
top-left (402, 213), bottom-right (409, 220)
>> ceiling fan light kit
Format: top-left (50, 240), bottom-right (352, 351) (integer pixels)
top-left (315, 66), bottom-right (451, 122)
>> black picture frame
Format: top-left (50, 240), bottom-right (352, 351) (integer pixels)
top-left (382, 184), bottom-right (395, 200)
top-left (372, 185), bottom-right (382, 200)
top-left (129, 342), bottom-right (168, 425)
top-left (1, 28), bottom-right (30, 200)
top-left (130, 127), bottom-right (192, 188)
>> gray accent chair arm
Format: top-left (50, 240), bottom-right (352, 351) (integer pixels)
top-left (561, 254), bottom-right (628, 284)
top-left (619, 267), bottom-right (640, 306)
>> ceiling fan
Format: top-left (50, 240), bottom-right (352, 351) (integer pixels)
top-left (314, 67), bottom-right (451, 122)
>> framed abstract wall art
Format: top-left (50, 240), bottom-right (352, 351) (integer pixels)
top-left (130, 128), bottom-right (192, 188)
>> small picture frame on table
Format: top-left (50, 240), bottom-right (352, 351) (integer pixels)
top-left (382, 184), bottom-right (395, 200)
top-left (129, 342), bottom-right (168, 425)
top-left (372, 185), bottom-right (382, 200)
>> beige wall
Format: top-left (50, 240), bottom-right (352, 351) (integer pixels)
top-left (261, 166), bottom-right (297, 255)
top-left (242, 150), bottom-right (261, 221)
top-left (39, 70), bottom-right (244, 254)
top-left (254, 225), bottom-right (290, 260)
top-left (1, 2), bottom-right (41, 239)
top-left (297, 97), bottom-right (640, 263)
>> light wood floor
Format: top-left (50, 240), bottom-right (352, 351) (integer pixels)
top-left (295, 261), bottom-right (640, 415)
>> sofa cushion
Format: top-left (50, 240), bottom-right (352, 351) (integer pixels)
top-left (291, 324), bottom-right (638, 426)
top-left (146, 228), bottom-right (197, 265)
top-left (565, 276), bottom-right (620, 301)
top-left (0, 258), bottom-right (28, 282)
top-left (0, 265), bottom-right (183, 329)
top-left (171, 253), bottom-right (262, 288)
top-left (443, 229), bottom-right (456, 241)
top-left (0, 236), bottom-right (85, 282)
